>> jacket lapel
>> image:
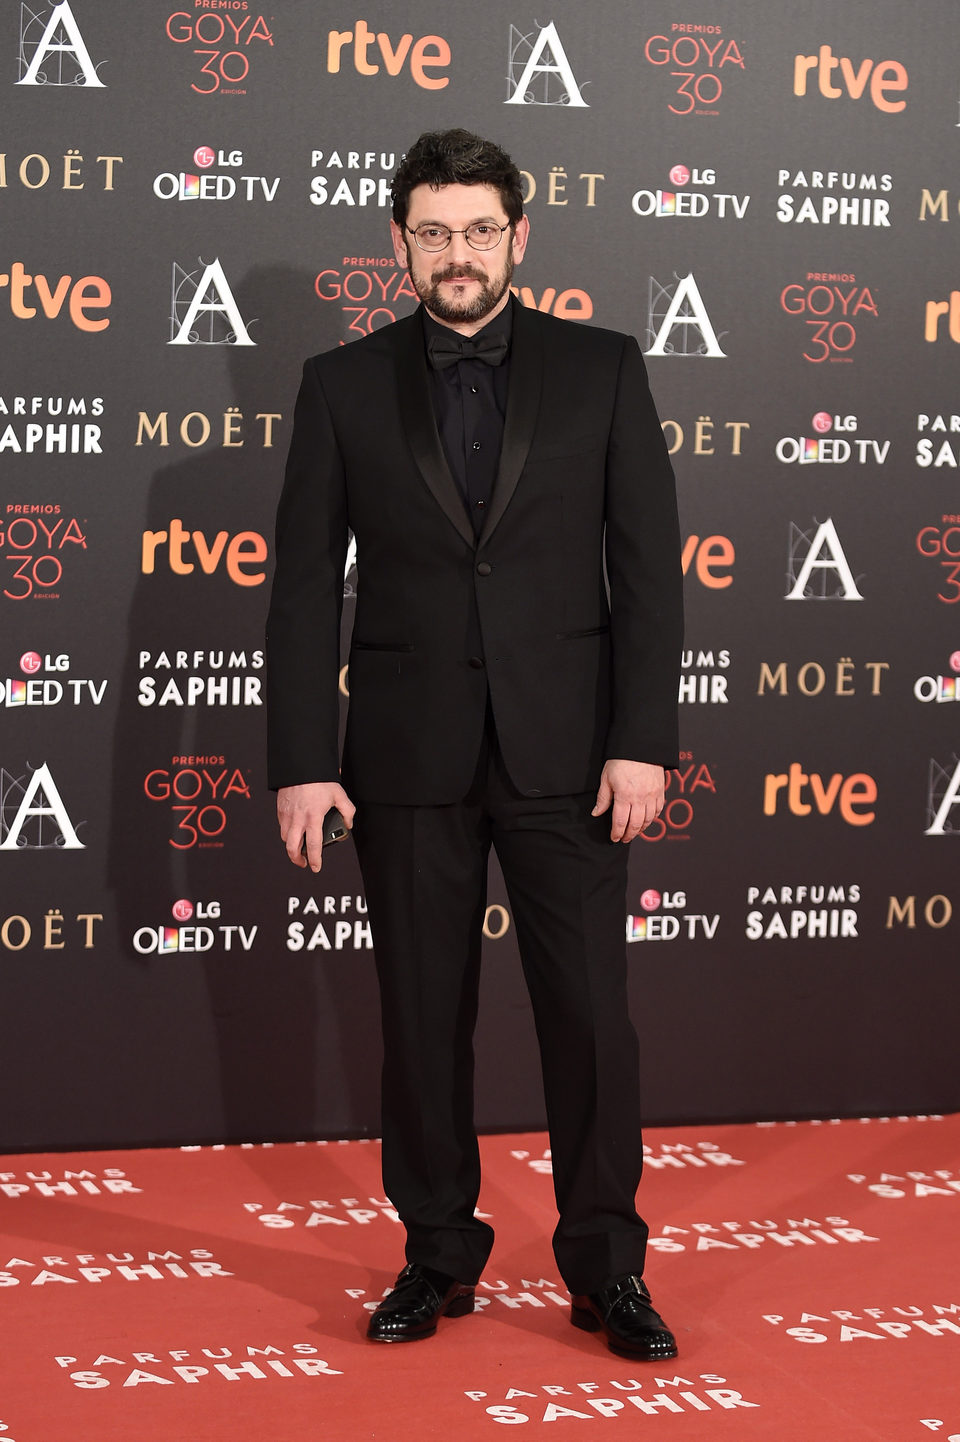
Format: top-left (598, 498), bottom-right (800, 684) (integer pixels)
top-left (393, 308), bottom-right (475, 549)
top-left (478, 299), bottom-right (542, 547)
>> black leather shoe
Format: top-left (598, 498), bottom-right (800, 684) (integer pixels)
top-left (366, 1263), bottom-right (475, 1342)
top-left (571, 1274), bottom-right (678, 1360)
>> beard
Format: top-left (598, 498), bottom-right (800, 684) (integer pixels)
top-left (412, 253), bottom-right (515, 324)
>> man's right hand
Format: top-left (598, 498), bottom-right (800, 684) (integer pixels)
top-left (277, 781), bottom-right (356, 873)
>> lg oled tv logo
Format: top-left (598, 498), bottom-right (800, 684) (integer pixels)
top-left (16, 1), bottom-right (105, 87)
top-left (132, 899), bottom-right (257, 955)
top-left (1, 650), bottom-right (106, 708)
top-left (775, 412), bottom-right (889, 467)
top-left (914, 652), bottom-right (960, 705)
top-left (153, 146), bottom-right (279, 204)
top-left (631, 164), bottom-right (750, 221)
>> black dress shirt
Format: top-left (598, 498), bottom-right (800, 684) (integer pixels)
top-left (423, 300), bottom-right (513, 537)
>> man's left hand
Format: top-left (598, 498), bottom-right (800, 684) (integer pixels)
top-left (592, 759), bottom-right (665, 843)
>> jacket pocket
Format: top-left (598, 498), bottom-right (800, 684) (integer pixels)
top-left (555, 625), bottom-right (610, 640)
top-left (352, 640), bottom-right (415, 653)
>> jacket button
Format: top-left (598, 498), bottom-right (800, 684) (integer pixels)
top-left (476, 561), bottom-right (492, 576)
top-left (468, 656), bottom-right (485, 669)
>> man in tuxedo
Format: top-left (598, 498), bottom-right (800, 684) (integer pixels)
top-left (266, 129), bottom-right (683, 1359)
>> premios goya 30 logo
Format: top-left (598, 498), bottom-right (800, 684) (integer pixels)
top-left (143, 756), bottom-right (251, 850)
top-left (780, 273), bottom-right (877, 363)
top-left (643, 24), bottom-right (745, 116)
top-left (164, 7), bottom-right (274, 95)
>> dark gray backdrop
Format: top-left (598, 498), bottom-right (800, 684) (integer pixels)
top-left (2, 1), bottom-right (957, 1149)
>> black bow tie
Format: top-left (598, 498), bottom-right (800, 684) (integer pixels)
top-left (427, 331), bottom-right (509, 371)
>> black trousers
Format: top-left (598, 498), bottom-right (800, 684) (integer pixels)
top-left (352, 715), bottom-right (648, 1296)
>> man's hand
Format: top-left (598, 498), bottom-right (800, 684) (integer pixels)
top-left (277, 781), bottom-right (356, 873)
top-left (592, 760), bottom-right (665, 843)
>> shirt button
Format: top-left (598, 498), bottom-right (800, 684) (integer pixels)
top-left (476, 561), bottom-right (492, 576)
top-left (468, 656), bottom-right (485, 669)
top-left (476, 499), bottom-right (485, 508)
top-left (471, 385), bottom-right (479, 394)
top-left (472, 441), bottom-right (481, 451)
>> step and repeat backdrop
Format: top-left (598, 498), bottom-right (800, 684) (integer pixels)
top-left (2, 1), bottom-right (958, 1150)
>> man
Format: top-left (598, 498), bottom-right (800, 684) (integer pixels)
top-left (266, 129), bottom-right (683, 1360)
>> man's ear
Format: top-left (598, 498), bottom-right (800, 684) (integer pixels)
top-left (390, 219), bottom-right (409, 269)
top-left (511, 214), bottom-right (531, 267)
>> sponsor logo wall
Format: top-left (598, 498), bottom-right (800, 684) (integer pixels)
top-left (1, 0), bottom-right (957, 1154)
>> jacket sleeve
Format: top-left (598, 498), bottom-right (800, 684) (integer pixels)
top-left (265, 357), bottom-right (348, 789)
top-left (603, 335), bottom-right (684, 769)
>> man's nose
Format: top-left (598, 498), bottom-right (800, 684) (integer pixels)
top-left (446, 230), bottom-right (474, 265)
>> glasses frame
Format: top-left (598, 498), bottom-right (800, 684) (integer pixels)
top-left (405, 221), bottom-right (511, 253)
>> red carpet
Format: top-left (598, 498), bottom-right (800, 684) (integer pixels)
top-left (2, 1115), bottom-right (958, 1439)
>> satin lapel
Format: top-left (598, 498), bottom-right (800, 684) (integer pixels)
top-left (393, 309), bottom-right (475, 549)
top-left (479, 302), bottom-right (542, 547)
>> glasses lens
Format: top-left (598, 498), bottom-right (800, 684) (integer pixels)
top-left (466, 224), bottom-right (502, 250)
top-left (415, 225), bottom-right (450, 251)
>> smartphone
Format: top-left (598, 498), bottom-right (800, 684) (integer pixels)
top-left (301, 807), bottom-right (350, 856)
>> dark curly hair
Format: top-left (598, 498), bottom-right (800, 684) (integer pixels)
top-left (391, 129), bottom-right (524, 229)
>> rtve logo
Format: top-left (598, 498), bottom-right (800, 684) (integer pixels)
top-left (326, 22), bottom-right (450, 88)
top-left (0, 264), bottom-right (110, 331)
top-left (792, 45), bottom-right (907, 113)
top-left (141, 521), bottom-right (267, 588)
top-left (924, 292), bottom-right (960, 343)
top-left (763, 764), bottom-right (877, 826)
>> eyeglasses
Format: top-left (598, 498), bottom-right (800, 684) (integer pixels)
top-left (405, 221), bottom-right (510, 253)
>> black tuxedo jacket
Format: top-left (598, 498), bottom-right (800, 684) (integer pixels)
top-left (266, 300), bottom-right (683, 805)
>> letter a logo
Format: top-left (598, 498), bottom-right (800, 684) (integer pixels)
top-left (17, 2), bottom-right (106, 87)
top-left (925, 757), bottom-right (960, 835)
top-left (785, 518), bottom-right (863, 600)
top-left (0, 763), bottom-right (85, 849)
top-left (505, 21), bottom-right (588, 106)
top-left (169, 258), bottom-right (256, 346)
top-left (644, 273), bottom-right (726, 358)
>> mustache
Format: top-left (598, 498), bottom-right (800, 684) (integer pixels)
top-left (431, 263), bottom-right (488, 284)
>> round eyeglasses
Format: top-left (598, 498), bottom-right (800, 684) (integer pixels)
top-left (406, 221), bottom-right (510, 253)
